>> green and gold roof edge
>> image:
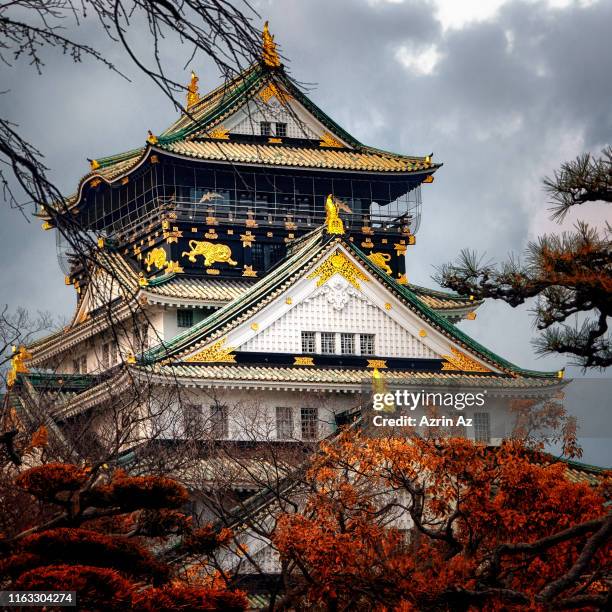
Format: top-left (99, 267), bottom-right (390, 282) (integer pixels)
top-left (141, 230), bottom-right (558, 379)
top-left (406, 282), bottom-right (483, 305)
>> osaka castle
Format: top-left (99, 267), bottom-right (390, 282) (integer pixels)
top-left (9, 23), bottom-right (564, 461)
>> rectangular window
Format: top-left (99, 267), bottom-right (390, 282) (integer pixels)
top-left (210, 404), bottom-right (228, 438)
top-left (474, 412), bottom-right (491, 444)
top-left (260, 121), bottom-right (271, 136)
top-left (177, 309), bottom-right (193, 328)
top-left (183, 404), bottom-right (203, 438)
top-left (111, 342), bottom-right (118, 365)
top-left (79, 355), bottom-right (87, 374)
top-left (275, 122), bottom-right (287, 137)
top-left (301, 407), bottom-right (318, 440)
top-left (360, 334), bottom-right (375, 356)
top-left (340, 333), bottom-right (355, 355)
top-left (101, 343), bottom-right (110, 369)
top-left (72, 359), bottom-right (79, 374)
top-left (276, 406), bottom-right (293, 439)
top-left (321, 332), bottom-right (335, 354)
top-left (301, 331), bottom-right (316, 354)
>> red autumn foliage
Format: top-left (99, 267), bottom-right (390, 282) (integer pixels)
top-left (90, 472), bottom-right (189, 510)
top-left (274, 433), bottom-right (610, 611)
top-left (133, 584), bottom-right (248, 611)
top-left (183, 523), bottom-right (232, 556)
top-left (4, 462), bottom-right (246, 611)
top-left (15, 564), bottom-right (133, 611)
top-left (15, 463), bottom-right (89, 500)
top-left (18, 528), bottom-right (168, 583)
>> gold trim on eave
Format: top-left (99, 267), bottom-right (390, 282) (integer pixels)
top-left (294, 356), bottom-right (314, 366)
top-left (308, 250), bottom-right (368, 290)
top-left (367, 359), bottom-right (387, 369)
top-left (441, 347), bottom-right (490, 373)
top-left (186, 337), bottom-right (236, 363)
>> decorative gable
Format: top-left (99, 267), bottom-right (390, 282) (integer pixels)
top-left (223, 93), bottom-right (347, 145)
top-left (178, 243), bottom-right (500, 375)
top-left (240, 275), bottom-right (438, 358)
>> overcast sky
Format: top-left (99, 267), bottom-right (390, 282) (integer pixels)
top-left (1, 0), bottom-right (610, 458)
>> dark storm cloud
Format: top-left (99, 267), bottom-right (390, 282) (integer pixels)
top-left (1, 0), bottom-right (611, 374)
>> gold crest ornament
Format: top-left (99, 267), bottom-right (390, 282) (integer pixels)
top-left (308, 249), bottom-right (368, 290)
top-left (182, 240), bottom-right (237, 267)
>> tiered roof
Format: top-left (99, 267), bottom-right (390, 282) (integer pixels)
top-left (56, 56), bottom-right (439, 212)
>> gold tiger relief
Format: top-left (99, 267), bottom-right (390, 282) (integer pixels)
top-left (367, 251), bottom-right (393, 275)
top-left (182, 240), bottom-right (237, 267)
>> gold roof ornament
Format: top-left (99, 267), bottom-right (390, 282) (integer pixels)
top-left (186, 70), bottom-right (200, 108)
top-left (262, 21), bottom-right (281, 68)
top-left (147, 130), bottom-right (158, 145)
top-left (7, 345), bottom-right (32, 388)
top-left (324, 194), bottom-right (352, 235)
top-left (88, 158), bottom-right (100, 171)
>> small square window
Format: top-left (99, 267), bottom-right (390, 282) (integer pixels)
top-left (360, 334), bottom-right (375, 356)
top-left (301, 331), bottom-right (316, 354)
top-left (301, 407), bottom-right (318, 440)
top-left (275, 122), bottom-right (287, 137)
top-left (276, 406), bottom-right (293, 439)
top-left (321, 332), bottom-right (335, 354)
top-left (177, 309), bottom-right (193, 328)
top-left (340, 333), bottom-right (355, 355)
top-left (260, 121), bottom-right (272, 136)
top-left (474, 412), bottom-right (490, 444)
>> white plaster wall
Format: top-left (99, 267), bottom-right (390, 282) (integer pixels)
top-left (241, 283), bottom-right (437, 358)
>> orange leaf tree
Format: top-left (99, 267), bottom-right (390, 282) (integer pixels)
top-left (273, 432), bottom-right (611, 611)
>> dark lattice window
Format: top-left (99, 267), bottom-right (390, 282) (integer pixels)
top-left (275, 122), bottom-right (287, 137)
top-left (177, 309), bottom-right (193, 328)
top-left (183, 404), bottom-right (203, 438)
top-left (360, 334), bottom-right (375, 356)
top-left (260, 121), bottom-right (272, 136)
top-left (301, 331), bottom-right (316, 354)
top-left (321, 332), bottom-right (335, 354)
top-left (301, 407), bottom-right (318, 440)
top-left (340, 333), bottom-right (355, 355)
top-left (210, 404), bottom-right (228, 438)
